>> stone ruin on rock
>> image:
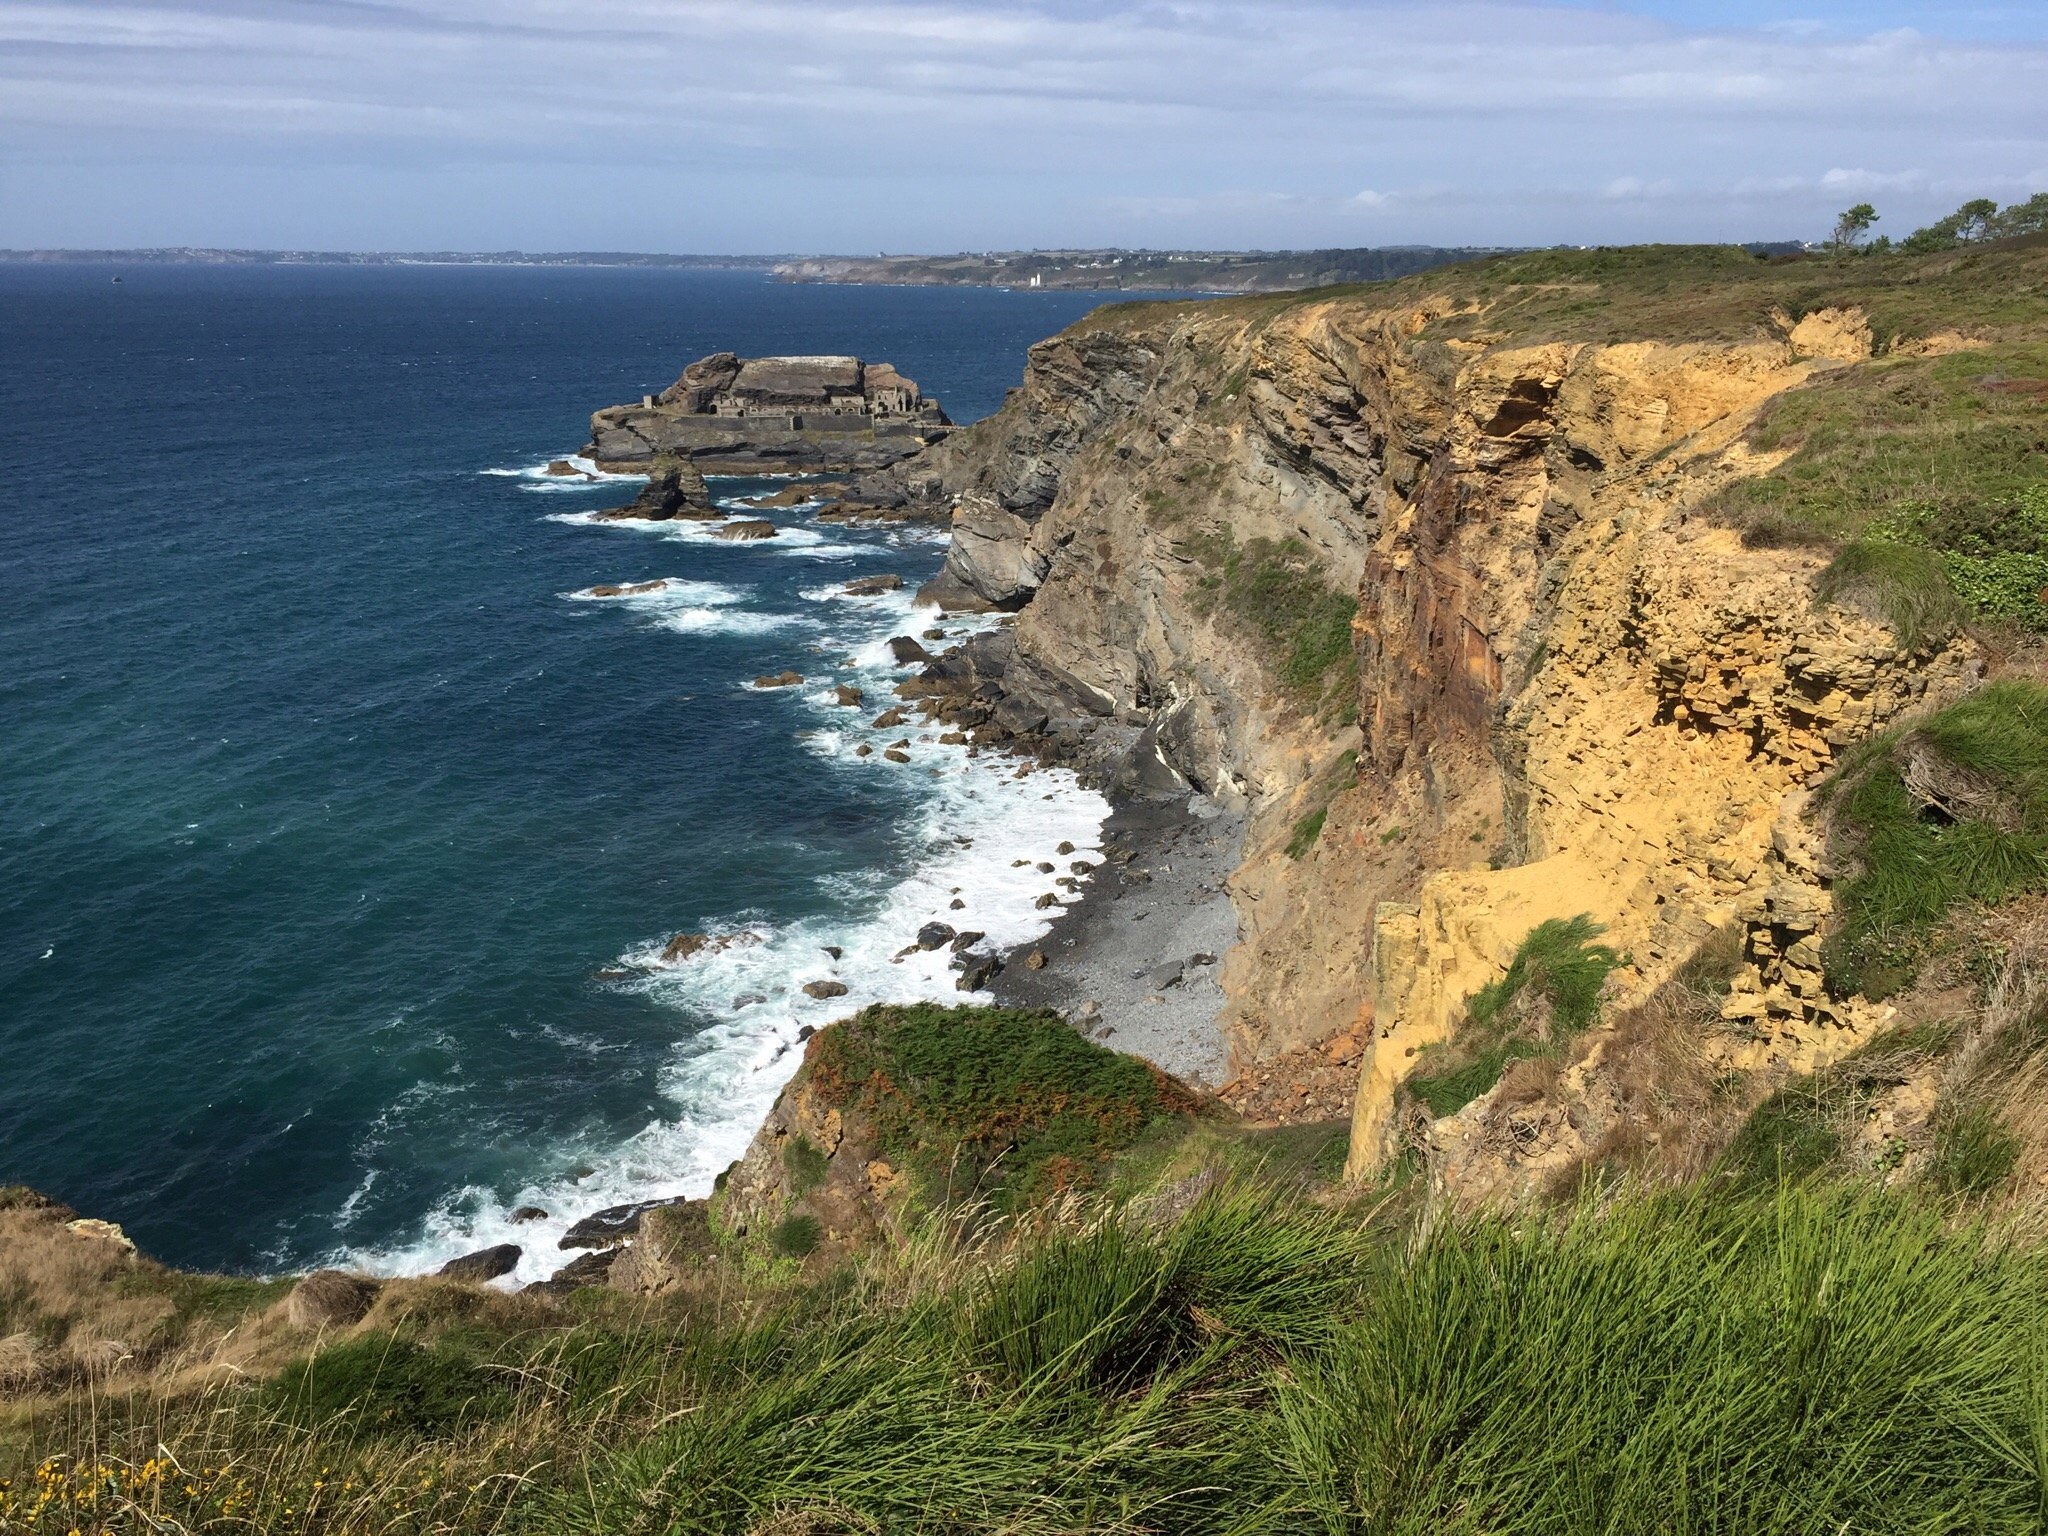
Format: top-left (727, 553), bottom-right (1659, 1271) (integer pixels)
top-left (584, 353), bottom-right (954, 475)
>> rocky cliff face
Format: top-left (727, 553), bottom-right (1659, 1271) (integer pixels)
top-left (900, 274), bottom-right (1994, 1197)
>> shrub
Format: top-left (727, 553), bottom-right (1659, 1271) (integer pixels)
top-left (803, 1004), bottom-right (1201, 1213)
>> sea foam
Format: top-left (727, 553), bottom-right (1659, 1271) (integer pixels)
top-left (336, 507), bottom-right (1105, 1285)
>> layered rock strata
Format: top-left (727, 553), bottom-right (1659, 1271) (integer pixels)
top-left (880, 287), bottom-right (1977, 1203)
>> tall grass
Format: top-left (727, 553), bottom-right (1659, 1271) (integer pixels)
top-left (1277, 1182), bottom-right (2048, 1535)
top-left (8, 1182), bottom-right (2048, 1534)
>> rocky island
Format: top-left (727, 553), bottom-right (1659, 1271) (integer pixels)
top-left (581, 351), bottom-right (952, 475)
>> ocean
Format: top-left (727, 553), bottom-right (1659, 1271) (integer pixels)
top-left (0, 263), bottom-right (1161, 1281)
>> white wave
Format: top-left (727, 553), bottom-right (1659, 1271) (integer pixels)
top-left (337, 578), bottom-right (1106, 1287)
top-left (661, 608), bottom-right (811, 636)
top-left (559, 576), bottom-right (812, 637)
top-left (562, 577), bottom-right (745, 608)
top-left (484, 453), bottom-right (644, 487)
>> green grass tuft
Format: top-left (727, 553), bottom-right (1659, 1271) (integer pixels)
top-left (1285, 806), bottom-right (1327, 860)
top-left (1815, 538), bottom-right (1965, 648)
top-left (263, 1332), bottom-right (508, 1437)
top-left (1406, 915), bottom-right (1625, 1117)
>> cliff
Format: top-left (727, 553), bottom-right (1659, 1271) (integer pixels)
top-left (892, 239), bottom-right (2048, 1198)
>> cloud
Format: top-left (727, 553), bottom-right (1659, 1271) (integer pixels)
top-left (0, 0), bottom-right (2043, 249)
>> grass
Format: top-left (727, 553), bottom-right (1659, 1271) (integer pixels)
top-left (802, 1004), bottom-right (1202, 1214)
top-left (1710, 344), bottom-right (2048, 546)
top-left (1821, 680), bottom-right (2048, 998)
top-left (12, 1181), bottom-right (2048, 1535)
top-left (1405, 915), bottom-right (1626, 1118)
top-left (1284, 807), bottom-right (1327, 860)
top-left (1189, 534), bottom-right (1358, 717)
top-left (1090, 236), bottom-right (2048, 353)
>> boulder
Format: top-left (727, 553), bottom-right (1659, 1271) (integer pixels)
top-left (713, 519), bottom-right (779, 541)
top-left (957, 954), bottom-right (1004, 991)
top-left (560, 1199), bottom-right (679, 1251)
top-left (915, 922), bottom-right (957, 950)
top-left (754, 671), bottom-right (804, 689)
top-left (949, 930), bottom-right (986, 952)
top-left (883, 749), bottom-right (912, 763)
top-left (510, 1205), bottom-right (549, 1223)
top-left (1025, 950), bottom-right (1048, 971)
top-left (285, 1270), bottom-right (380, 1330)
top-left (833, 684), bottom-right (864, 707)
top-left (1146, 961), bottom-right (1185, 992)
top-left (871, 706), bottom-right (907, 728)
top-left (544, 458), bottom-right (584, 478)
top-left (438, 1244), bottom-right (522, 1283)
top-left (888, 637), bottom-right (934, 666)
top-left (804, 979), bottom-right (850, 999)
top-left (603, 456), bottom-right (715, 520)
top-left (843, 573), bottom-right (905, 596)
top-left (917, 492), bottom-right (1050, 611)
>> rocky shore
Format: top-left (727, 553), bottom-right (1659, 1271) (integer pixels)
top-left (990, 794), bottom-right (1239, 1087)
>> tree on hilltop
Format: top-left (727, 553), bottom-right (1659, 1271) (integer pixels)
top-left (1830, 203), bottom-right (1879, 251)
top-left (1902, 192), bottom-right (2048, 253)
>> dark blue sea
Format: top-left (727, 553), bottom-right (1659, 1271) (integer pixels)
top-left (0, 264), bottom-right (1149, 1278)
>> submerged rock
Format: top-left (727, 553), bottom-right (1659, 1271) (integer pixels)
top-left (753, 670), bottom-right (804, 689)
top-left (712, 519), bottom-right (779, 541)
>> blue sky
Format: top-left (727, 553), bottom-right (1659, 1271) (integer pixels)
top-left (2, 1), bottom-right (2044, 252)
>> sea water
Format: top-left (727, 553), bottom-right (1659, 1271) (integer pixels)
top-left (0, 264), bottom-right (1171, 1279)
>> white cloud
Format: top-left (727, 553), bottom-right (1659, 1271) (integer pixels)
top-left (0, 0), bottom-right (2042, 249)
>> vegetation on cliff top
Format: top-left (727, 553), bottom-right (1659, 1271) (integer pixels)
top-left (803, 1003), bottom-right (1203, 1213)
top-left (12, 1181), bottom-right (2048, 1534)
top-left (1820, 680), bottom-right (2048, 999)
top-left (1093, 235), bottom-right (2048, 349)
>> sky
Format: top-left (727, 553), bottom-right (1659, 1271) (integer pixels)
top-left (2, 1), bottom-right (2045, 253)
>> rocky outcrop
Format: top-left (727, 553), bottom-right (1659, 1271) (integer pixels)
top-left (592, 456), bottom-right (717, 520)
top-left (584, 353), bottom-right (953, 474)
